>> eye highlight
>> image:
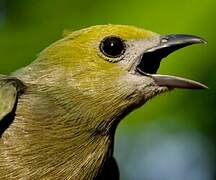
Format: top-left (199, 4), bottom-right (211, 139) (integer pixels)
top-left (100, 36), bottom-right (126, 58)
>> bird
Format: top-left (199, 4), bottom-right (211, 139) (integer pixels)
top-left (0, 25), bottom-right (207, 179)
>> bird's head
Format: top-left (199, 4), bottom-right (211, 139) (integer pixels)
top-left (32, 25), bottom-right (207, 132)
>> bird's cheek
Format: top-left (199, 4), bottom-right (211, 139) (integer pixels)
top-left (116, 74), bottom-right (152, 100)
top-left (132, 76), bottom-right (170, 102)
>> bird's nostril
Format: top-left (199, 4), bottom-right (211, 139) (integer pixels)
top-left (161, 37), bottom-right (169, 43)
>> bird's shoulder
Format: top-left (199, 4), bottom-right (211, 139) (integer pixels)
top-left (0, 75), bottom-right (26, 122)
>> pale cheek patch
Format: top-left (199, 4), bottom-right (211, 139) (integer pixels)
top-left (116, 73), bottom-right (170, 103)
top-left (117, 36), bottom-right (161, 74)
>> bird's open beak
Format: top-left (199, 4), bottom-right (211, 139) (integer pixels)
top-left (136, 34), bottom-right (208, 89)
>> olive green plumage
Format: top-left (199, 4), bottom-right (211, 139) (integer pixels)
top-left (0, 25), bottom-right (206, 179)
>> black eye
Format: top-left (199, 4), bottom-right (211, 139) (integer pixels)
top-left (100, 36), bottom-right (126, 58)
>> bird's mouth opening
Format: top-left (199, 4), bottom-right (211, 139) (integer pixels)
top-left (136, 34), bottom-right (208, 89)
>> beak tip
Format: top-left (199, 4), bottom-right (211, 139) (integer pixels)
top-left (200, 84), bottom-right (208, 89)
top-left (200, 38), bottom-right (208, 44)
top-left (194, 82), bottom-right (208, 89)
top-left (189, 35), bottom-right (207, 45)
top-left (152, 74), bottom-right (208, 90)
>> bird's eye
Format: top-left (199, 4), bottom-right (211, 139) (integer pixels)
top-left (100, 36), bottom-right (126, 58)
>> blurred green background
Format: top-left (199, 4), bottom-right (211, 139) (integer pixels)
top-left (0, 0), bottom-right (215, 179)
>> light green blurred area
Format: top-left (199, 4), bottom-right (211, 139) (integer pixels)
top-left (0, 0), bottom-right (215, 179)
